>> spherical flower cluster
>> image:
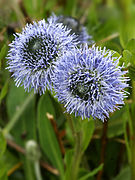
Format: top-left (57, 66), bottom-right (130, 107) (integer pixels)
top-left (53, 45), bottom-right (129, 121)
top-left (7, 19), bottom-right (77, 95)
top-left (48, 13), bottom-right (93, 45)
top-left (7, 14), bottom-right (129, 121)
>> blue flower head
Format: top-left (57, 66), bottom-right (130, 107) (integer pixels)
top-left (7, 19), bottom-right (77, 95)
top-left (53, 45), bottom-right (129, 121)
top-left (48, 13), bottom-right (93, 45)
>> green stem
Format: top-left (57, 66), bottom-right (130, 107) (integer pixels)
top-left (70, 131), bottom-right (82, 180)
top-left (131, 81), bottom-right (135, 180)
top-left (67, 115), bottom-right (82, 180)
top-left (95, 33), bottom-right (119, 45)
top-left (3, 92), bottom-right (34, 135)
top-left (66, 113), bottom-right (76, 137)
top-left (34, 161), bottom-right (42, 180)
top-left (131, 141), bottom-right (135, 180)
top-left (132, 81), bottom-right (135, 102)
top-left (123, 106), bottom-right (131, 163)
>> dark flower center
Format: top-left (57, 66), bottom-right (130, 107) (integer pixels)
top-left (69, 70), bottom-right (102, 102)
top-left (29, 39), bottom-right (41, 52)
top-left (22, 35), bottom-right (59, 70)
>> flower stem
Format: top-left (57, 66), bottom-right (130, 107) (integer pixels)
top-left (70, 131), bottom-right (82, 180)
top-left (67, 115), bottom-right (82, 180)
top-left (34, 161), bottom-right (42, 180)
top-left (131, 80), bottom-right (135, 180)
top-left (66, 113), bottom-right (76, 137)
top-left (96, 120), bottom-right (108, 180)
top-left (131, 141), bottom-right (135, 180)
top-left (3, 92), bottom-right (34, 135)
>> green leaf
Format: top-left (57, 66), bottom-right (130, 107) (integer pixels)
top-left (91, 5), bottom-right (119, 42)
top-left (6, 81), bottom-right (36, 146)
top-left (49, 93), bottom-right (66, 127)
top-left (0, 163), bottom-right (7, 179)
top-left (121, 44), bottom-right (135, 67)
top-left (0, 44), bottom-right (7, 69)
top-left (107, 106), bottom-right (127, 138)
top-left (64, 150), bottom-right (74, 180)
top-left (0, 80), bottom-right (9, 105)
top-left (126, 39), bottom-right (135, 55)
top-left (0, 130), bottom-right (6, 158)
top-left (128, 65), bottom-right (135, 80)
top-left (116, 0), bottom-right (132, 15)
top-left (122, 50), bottom-right (132, 66)
top-left (64, 0), bottom-right (77, 16)
top-left (37, 91), bottom-right (64, 178)
top-left (0, 44), bottom-right (7, 59)
top-left (43, 0), bottom-right (57, 14)
top-left (81, 119), bottom-right (95, 152)
top-left (111, 50), bottom-right (121, 59)
top-left (113, 166), bottom-right (131, 180)
top-left (0, 149), bottom-right (19, 178)
top-left (120, 6), bottom-right (135, 48)
top-left (72, 115), bottom-right (82, 133)
top-left (79, 164), bottom-right (103, 180)
top-left (64, 150), bottom-right (73, 168)
top-left (0, 173), bottom-right (8, 180)
top-left (23, 0), bottom-right (45, 18)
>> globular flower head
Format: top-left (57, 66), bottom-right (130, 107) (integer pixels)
top-left (53, 45), bottom-right (129, 121)
top-left (7, 19), bottom-right (77, 95)
top-left (48, 13), bottom-right (93, 45)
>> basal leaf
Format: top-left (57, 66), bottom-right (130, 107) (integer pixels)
top-left (107, 106), bottom-right (127, 138)
top-left (0, 80), bottom-right (9, 105)
top-left (6, 81), bottom-right (36, 146)
top-left (0, 45), bottom-right (7, 61)
top-left (64, 150), bottom-right (74, 180)
top-left (49, 93), bottom-right (66, 127)
top-left (0, 44), bottom-right (8, 72)
top-left (81, 119), bottom-right (95, 153)
top-left (37, 91), bottom-right (64, 178)
top-left (0, 130), bottom-right (6, 158)
top-left (113, 166), bottom-right (131, 180)
top-left (79, 164), bottom-right (103, 180)
top-left (0, 149), bottom-right (19, 178)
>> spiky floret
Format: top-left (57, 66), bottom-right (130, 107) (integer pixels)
top-left (48, 13), bottom-right (93, 45)
top-left (53, 45), bottom-right (129, 121)
top-left (7, 19), bottom-right (77, 95)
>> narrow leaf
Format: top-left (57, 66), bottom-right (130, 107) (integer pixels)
top-left (0, 44), bottom-right (7, 60)
top-left (37, 91), bottom-right (64, 178)
top-left (81, 119), bottom-right (95, 152)
top-left (113, 166), bottom-right (131, 180)
top-left (0, 80), bottom-right (9, 105)
top-left (79, 164), bottom-right (103, 180)
top-left (0, 44), bottom-right (7, 70)
top-left (6, 82), bottom-right (36, 145)
top-left (0, 130), bottom-right (6, 158)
